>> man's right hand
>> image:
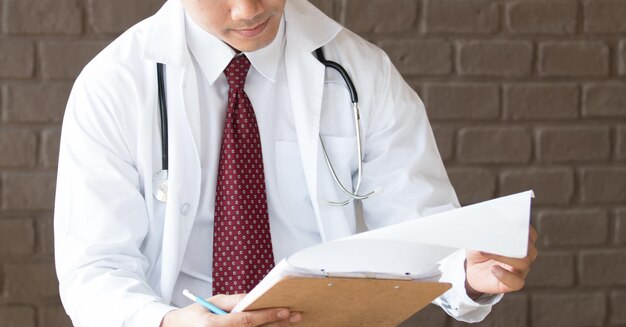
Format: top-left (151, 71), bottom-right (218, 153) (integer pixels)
top-left (160, 293), bottom-right (302, 327)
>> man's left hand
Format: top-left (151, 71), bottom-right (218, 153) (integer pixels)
top-left (465, 225), bottom-right (538, 298)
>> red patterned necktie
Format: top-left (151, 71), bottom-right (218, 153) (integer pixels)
top-left (212, 55), bottom-right (275, 295)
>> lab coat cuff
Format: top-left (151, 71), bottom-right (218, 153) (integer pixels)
top-left (125, 301), bottom-right (177, 327)
top-left (434, 249), bottom-right (503, 323)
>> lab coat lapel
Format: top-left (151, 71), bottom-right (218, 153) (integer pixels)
top-left (284, 42), bottom-right (326, 240)
top-left (159, 63), bottom-right (202, 301)
top-left (143, 0), bottom-right (202, 302)
top-left (284, 0), bottom-right (343, 242)
top-left (143, 0), bottom-right (202, 161)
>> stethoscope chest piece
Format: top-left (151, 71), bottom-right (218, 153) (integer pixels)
top-left (153, 170), bottom-right (169, 202)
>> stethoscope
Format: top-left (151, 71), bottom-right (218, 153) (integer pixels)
top-left (152, 47), bottom-right (375, 206)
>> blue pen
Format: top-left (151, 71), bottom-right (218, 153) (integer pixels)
top-left (182, 289), bottom-right (229, 315)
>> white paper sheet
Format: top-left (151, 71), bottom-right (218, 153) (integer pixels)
top-left (287, 190), bottom-right (534, 273)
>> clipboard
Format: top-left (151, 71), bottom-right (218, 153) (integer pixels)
top-left (243, 276), bottom-right (452, 327)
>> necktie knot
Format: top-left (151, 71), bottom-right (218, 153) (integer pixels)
top-left (224, 55), bottom-right (251, 90)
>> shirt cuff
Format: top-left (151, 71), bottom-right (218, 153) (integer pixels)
top-left (125, 301), bottom-right (177, 327)
top-left (433, 249), bottom-right (503, 323)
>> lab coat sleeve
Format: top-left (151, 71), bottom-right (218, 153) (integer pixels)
top-left (435, 250), bottom-right (503, 322)
top-left (358, 51), bottom-right (501, 322)
top-left (54, 74), bottom-right (175, 326)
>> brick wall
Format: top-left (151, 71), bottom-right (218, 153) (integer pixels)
top-left (0, 0), bottom-right (624, 326)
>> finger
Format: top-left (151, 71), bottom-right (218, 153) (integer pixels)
top-left (529, 225), bottom-right (538, 242)
top-left (223, 308), bottom-right (291, 327)
top-left (264, 313), bottom-right (302, 327)
top-left (209, 293), bottom-right (247, 311)
top-left (479, 252), bottom-right (532, 273)
top-left (491, 265), bottom-right (525, 293)
top-left (527, 241), bottom-right (538, 262)
top-left (290, 312), bottom-right (302, 324)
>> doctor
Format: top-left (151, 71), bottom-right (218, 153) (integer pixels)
top-left (54, 0), bottom-right (537, 326)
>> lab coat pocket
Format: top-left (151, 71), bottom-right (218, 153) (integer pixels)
top-left (274, 141), bottom-right (318, 233)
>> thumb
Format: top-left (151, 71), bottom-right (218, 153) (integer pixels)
top-left (207, 293), bottom-right (247, 311)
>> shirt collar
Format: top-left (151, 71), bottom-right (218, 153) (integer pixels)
top-left (185, 11), bottom-right (286, 85)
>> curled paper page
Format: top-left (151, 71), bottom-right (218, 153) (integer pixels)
top-left (288, 190), bottom-right (534, 274)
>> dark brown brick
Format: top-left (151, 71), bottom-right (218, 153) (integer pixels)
top-left (619, 126), bottom-right (626, 161)
top-left (452, 294), bottom-right (527, 327)
top-left (447, 168), bottom-right (496, 205)
top-left (0, 129), bottom-right (37, 168)
top-left (400, 304), bottom-right (448, 327)
top-left (620, 40), bottom-right (626, 75)
top-left (1, 173), bottom-right (56, 211)
top-left (0, 0), bottom-right (3, 29)
top-left (611, 292), bottom-right (626, 324)
top-left (38, 216), bottom-right (54, 255)
top-left (583, 84), bottom-right (626, 118)
top-left (431, 125), bottom-right (455, 162)
top-left (0, 40), bottom-right (35, 78)
top-left (536, 126), bottom-right (610, 162)
top-left (40, 41), bottom-right (108, 79)
top-left (0, 307), bottom-right (36, 327)
top-left (617, 209), bottom-right (626, 245)
top-left (458, 41), bottom-right (533, 76)
top-left (345, 0), bottom-right (418, 34)
top-left (584, 0), bottom-right (626, 33)
top-left (581, 168), bottom-right (626, 204)
top-left (380, 40), bottom-right (452, 76)
top-left (5, 263), bottom-right (59, 302)
top-left (0, 219), bottom-right (35, 255)
top-left (457, 127), bottom-right (532, 164)
top-left (506, 1), bottom-right (577, 35)
top-left (3, 83), bottom-right (71, 123)
top-left (4, 0), bottom-right (81, 35)
top-left (504, 84), bottom-right (579, 120)
top-left (580, 249), bottom-right (626, 286)
top-left (41, 306), bottom-right (73, 327)
top-left (537, 209), bottom-right (609, 246)
top-left (41, 128), bottom-right (62, 168)
top-left (309, 0), bottom-right (338, 20)
top-left (500, 168), bottom-right (574, 205)
top-left (424, 84), bottom-right (499, 120)
top-left (424, 0), bottom-right (498, 34)
top-left (539, 42), bottom-right (609, 76)
top-left (531, 293), bottom-right (606, 327)
top-left (87, 0), bottom-right (164, 34)
top-left (526, 252), bottom-right (574, 287)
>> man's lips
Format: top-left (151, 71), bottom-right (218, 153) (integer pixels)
top-left (231, 17), bottom-right (270, 37)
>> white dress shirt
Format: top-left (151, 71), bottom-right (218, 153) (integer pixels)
top-left (171, 13), bottom-right (326, 306)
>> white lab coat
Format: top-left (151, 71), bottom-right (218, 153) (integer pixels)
top-left (55, 0), bottom-right (495, 326)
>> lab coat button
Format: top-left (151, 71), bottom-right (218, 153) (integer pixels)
top-left (180, 203), bottom-right (191, 216)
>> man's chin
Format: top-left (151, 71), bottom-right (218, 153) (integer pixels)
top-left (225, 36), bottom-right (275, 53)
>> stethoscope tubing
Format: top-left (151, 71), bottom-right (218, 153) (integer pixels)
top-left (157, 63), bottom-right (169, 171)
top-left (314, 48), bottom-right (358, 104)
top-left (315, 47), bottom-right (374, 205)
top-left (154, 47), bottom-right (376, 205)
